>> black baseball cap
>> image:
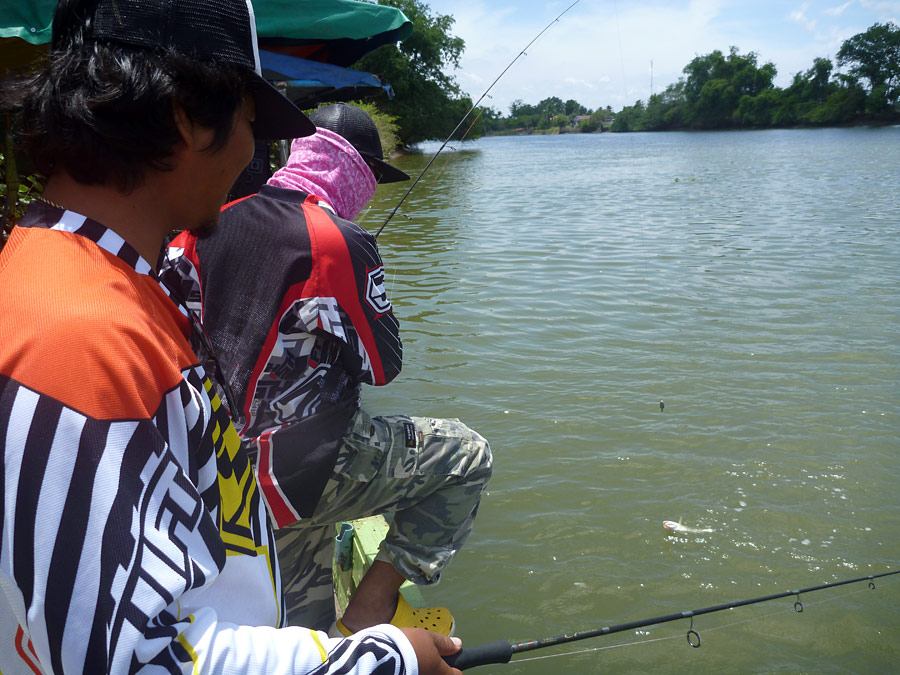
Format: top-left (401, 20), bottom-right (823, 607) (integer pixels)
top-left (72, 0), bottom-right (314, 141)
top-left (309, 103), bottom-right (410, 184)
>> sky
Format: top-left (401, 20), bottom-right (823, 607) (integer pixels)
top-left (421, 0), bottom-right (900, 115)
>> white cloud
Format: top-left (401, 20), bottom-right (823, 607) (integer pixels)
top-left (458, 71), bottom-right (485, 87)
top-left (563, 77), bottom-right (598, 89)
top-left (789, 2), bottom-right (818, 31)
top-left (859, 0), bottom-right (900, 12)
top-left (439, 0), bottom-right (738, 112)
top-left (824, 1), bottom-right (856, 16)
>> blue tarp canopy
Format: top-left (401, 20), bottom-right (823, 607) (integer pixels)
top-left (260, 51), bottom-right (393, 107)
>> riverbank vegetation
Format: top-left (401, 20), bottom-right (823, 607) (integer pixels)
top-left (614, 21), bottom-right (899, 131)
top-left (478, 21), bottom-right (900, 134)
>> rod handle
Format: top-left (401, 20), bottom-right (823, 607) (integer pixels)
top-left (444, 640), bottom-right (513, 670)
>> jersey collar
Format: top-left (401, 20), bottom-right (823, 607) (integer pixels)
top-left (19, 201), bottom-right (154, 276)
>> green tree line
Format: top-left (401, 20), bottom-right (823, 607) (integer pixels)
top-left (482, 97), bottom-right (614, 134)
top-left (614, 22), bottom-right (900, 131)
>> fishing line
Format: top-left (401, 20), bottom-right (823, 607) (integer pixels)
top-left (363, 107), bottom-right (485, 232)
top-left (513, 577), bottom-right (900, 665)
top-left (514, 633), bottom-right (675, 662)
top-left (611, 0), bottom-right (640, 218)
top-left (445, 568), bottom-right (900, 669)
top-left (415, 108), bottom-right (486, 205)
top-left (612, 0), bottom-right (628, 99)
top-left (374, 0), bottom-right (585, 239)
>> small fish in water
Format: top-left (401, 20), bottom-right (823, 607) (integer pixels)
top-left (663, 520), bottom-right (715, 534)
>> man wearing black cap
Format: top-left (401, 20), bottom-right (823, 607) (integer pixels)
top-left (165, 103), bottom-right (492, 638)
top-left (0, 2), bottom-right (460, 674)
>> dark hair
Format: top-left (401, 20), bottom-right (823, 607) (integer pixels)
top-left (1, 0), bottom-right (251, 192)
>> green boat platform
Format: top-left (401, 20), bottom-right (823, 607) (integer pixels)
top-left (333, 516), bottom-right (424, 614)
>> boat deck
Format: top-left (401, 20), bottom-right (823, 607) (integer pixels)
top-left (333, 516), bottom-right (424, 615)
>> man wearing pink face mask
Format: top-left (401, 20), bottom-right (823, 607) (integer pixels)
top-left (164, 103), bottom-right (492, 640)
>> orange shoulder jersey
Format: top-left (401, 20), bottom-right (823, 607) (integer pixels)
top-left (0, 204), bottom-right (415, 674)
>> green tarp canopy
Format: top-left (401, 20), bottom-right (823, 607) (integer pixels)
top-left (1, 0), bottom-right (412, 75)
top-left (255, 0), bottom-right (412, 66)
top-left (0, 0), bottom-right (55, 45)
top-left (0, 0), bottom-right (54, 75)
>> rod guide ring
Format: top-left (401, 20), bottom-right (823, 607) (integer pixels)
top-left (686, 629), bottom-right (701, 648)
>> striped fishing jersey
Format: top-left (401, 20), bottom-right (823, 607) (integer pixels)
top-left (0, 204), bottom-right (415, 674)
top-left (164, 186), bottom-right (402, 526)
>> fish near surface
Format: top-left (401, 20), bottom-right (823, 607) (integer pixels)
top-left (663, 520), bottom-right (716, 534)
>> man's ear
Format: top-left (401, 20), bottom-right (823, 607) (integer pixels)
top-left (172, 103), bottom-right (214, 152)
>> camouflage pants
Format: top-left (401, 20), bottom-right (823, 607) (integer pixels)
top-left (274, 408), bottom-right (492, 630)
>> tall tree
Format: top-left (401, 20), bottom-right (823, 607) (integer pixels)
top-left (509, 99), bottom-right (536, 117)
top-left (836, 21), bottom-right (900, 107)
top-left (802, 57), bottom-right (835, 103)
top-left (612, 100), bottom-right (645, 132)
top-left (564, 99), bottom-right (588, 116)
top-left (536, 96), bottom-right (565, 115)
top-left (354, 0), bottom-right (466, 145)
top-left (681, 47), bottom-right (777, 128)
top-left (642, 81), bottom-right (686, 130)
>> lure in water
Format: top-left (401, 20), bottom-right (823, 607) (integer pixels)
top-left (663, 520), bottom-right (715, 534)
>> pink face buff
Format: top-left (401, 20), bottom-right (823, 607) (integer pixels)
top-left (267, 128), bottom-right (377, 221)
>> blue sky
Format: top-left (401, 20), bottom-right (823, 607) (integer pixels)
top-left (422, 0), bottom-right (900, 114)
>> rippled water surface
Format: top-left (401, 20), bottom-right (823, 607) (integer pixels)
top-left (358, 128), bottom-right (900, 674)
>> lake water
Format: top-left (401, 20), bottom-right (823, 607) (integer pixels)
top-left (357, 128), bottom-right (900, 674)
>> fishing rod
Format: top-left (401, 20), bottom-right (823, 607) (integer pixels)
top-left (445, 568), bottom-right (900, 670)
top-left (374, 0), bottom-right (584, 239)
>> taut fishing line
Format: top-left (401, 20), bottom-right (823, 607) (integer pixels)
top-left (415, 108), bottom-right (487, 204)
top-left (374, 0), bottom-right (585, 238)
top-left (513, 575), bottom-right (900, 665)
top-left (445, 568), bottom-right (900, 669)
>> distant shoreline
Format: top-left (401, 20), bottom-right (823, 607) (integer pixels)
top-left (393, 120), bottom-right (898, 154)
top-left (482, 119), bottom-right (899, 137)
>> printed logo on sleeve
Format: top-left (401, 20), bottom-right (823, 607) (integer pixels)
top-left (365, 265), bottom-right (392, 315)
